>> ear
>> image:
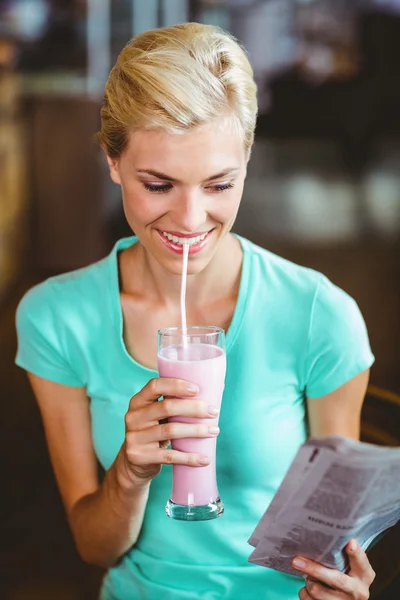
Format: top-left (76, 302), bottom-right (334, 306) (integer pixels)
top-left (106, 155), bottom-right (122, 185)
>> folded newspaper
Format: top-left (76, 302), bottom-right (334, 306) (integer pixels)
top-left (248, 436), bottom-right (400, 577)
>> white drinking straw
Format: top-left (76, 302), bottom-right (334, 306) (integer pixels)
top-left (180, 242), bottom-right (189, 348)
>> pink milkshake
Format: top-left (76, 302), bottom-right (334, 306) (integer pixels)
top-left (157, 241), bottom-right (226, 520)
top-left (158, 328), bottom-right (226, 520)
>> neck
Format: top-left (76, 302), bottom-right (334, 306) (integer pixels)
top-left (121, 234), bottom-right (242, 310)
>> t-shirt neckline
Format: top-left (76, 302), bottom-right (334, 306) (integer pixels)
top-left (107, 234), bottom-right (251, 374)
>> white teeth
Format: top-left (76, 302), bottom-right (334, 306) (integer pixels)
top-left (162, 231), bottom-right (209, 246)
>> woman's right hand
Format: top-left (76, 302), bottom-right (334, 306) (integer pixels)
top-left (118, 378), bottom-right (220, 488)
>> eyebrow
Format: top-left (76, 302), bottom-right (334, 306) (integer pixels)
top-left (136, 168), bottom-right (239, 183)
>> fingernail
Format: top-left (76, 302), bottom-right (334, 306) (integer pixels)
top-left (292, 558), bottom-right (307, 569)
top-left (349, 540), bottom-right (359, 552)
top-left (186, 384), bottom-right (199, 393)
top-left (208, 426), bottom-right (220, 434)
top-left (198, 457), bottom-right (210, 465)
top-left (208, 405), bottom-right (220, 415)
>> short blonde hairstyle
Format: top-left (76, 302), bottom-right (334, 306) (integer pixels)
top-left (98, 22), bottom-right (258, 159)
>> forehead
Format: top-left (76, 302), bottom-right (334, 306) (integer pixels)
top-left (123, 121), bottom-right (246, 177)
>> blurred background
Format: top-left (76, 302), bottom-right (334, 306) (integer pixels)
top-left (0, 1), bottom-right (399, 598)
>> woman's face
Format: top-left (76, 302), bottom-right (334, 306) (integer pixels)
top-left (107, 120), bottom-right (248, 275)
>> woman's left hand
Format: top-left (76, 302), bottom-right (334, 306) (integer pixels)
top-left (292, 539), bottom-right (376, 599)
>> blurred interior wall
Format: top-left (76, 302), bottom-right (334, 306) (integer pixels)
top-left (0, 63), bottom-right (27, 302)
top-left (26, 96), bottom-right (107, 272)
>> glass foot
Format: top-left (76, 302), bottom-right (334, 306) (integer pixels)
top-left (166, 497), bottom-right (224, 521)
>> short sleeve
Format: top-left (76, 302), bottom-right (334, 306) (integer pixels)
top-left (304, 276), bottom-right (375, 399)
top-left (15, 282), bottom-right (84, 387)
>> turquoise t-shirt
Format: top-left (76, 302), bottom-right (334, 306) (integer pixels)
top-left (15, 235), bottom-right (374, 600)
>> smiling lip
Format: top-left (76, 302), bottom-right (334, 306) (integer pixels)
top-left (157, 229), bottom-right (214, 255)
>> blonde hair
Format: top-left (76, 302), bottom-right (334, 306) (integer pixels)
top-left (97, 22), bottom-right (258, 159)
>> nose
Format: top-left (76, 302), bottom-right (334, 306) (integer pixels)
top-left (171, 189), bottom-right (208, 233)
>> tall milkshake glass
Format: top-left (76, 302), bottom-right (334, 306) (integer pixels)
top-left (157, 326), bottom-right (226, 521)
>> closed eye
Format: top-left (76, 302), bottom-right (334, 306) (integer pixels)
top-left (208, 182), bottom-right (234, 193)
top-left (143, 182), bottom-right (172, 193)
top-left (143, 181), bottom-right (235, 194)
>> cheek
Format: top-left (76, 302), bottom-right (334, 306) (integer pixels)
top-left (219, 191), bottom-right (242, 223)
top-left (121, 188), bottom-right (160, 226)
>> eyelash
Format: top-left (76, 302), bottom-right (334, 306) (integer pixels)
top-left (143, 182), bottom-right (235, 194)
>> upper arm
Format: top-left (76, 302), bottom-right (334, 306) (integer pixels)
top-left (306, 368), bottom-right (370, 439)
top-left (27, 372), bottom-right (100, 519)
top-left (304, 275), bottom-right (373, 439)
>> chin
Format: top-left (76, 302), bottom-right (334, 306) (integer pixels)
top-left (160, 253), bottom-right (211, 276)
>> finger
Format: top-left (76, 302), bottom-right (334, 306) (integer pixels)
top-left (129, 422), bottom-right (220, 445)
top-left (292, 558), bottom-right (355, 595)
top-left (305, 577), bottom-right (347, 599)
top-left (126, 445), bottom-right (210, 467)
top-left (129, 378), bottom-right (199, 411)
top-left (129, 398), bottom-right (219, 430)
top-left (346, 539), bottom-right (376, 586)
top-left (298, 587), bottom-right (313, 600)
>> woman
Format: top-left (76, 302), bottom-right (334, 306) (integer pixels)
top-left (16, 23), bottom-right (376, 600)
